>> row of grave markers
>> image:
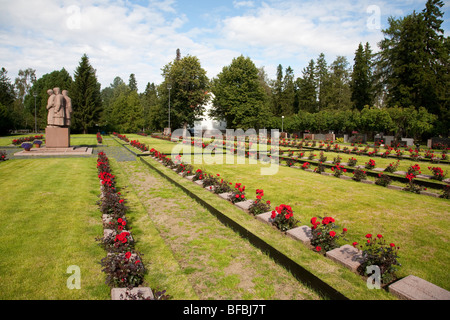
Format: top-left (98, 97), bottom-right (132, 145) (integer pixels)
top-left (147, 155), bottom-right (450, 300)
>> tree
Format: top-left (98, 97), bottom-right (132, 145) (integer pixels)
top-left (71, 54), bottom-right (103, 134)
top-left (210, 55), bottom-right (270, 130)
top-left (324, 56), bottom-right (352, 110)
top-left (350, 42), bottom-right (374, 110)
top-left (281, 66), bottom-right (297, 115)
top-left (296, 59), bottom-right (317, 113)
top-left (27, 68), bottom-right (73, 130)
top-left (160, 54), bottom-right (209, 134)
top-left (360, 106), bottom-right (394, 135)
top-left (315, 53), bottom-right (329, 111)
top-left (0, 67), bottom-right (15, 134)
top-left (271, 64), bottom-right (283, 116)
top-left (128, 73), bottom-right (138, 92)
top-left (14, 68), bottom-right (36, 102)
top-left (110, 89), bottom-right (144, 132)
top-left (141, 82), bottom-right (161, 131)
top-left (376, 0), bottom-right (449, 135)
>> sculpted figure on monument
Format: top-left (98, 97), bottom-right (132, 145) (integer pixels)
top-left (53, 87), bottom-right (66, 127)
top-left (62, 90), bottom-right (72, 127)
top-left (46, 89), bottom-right (56, 126)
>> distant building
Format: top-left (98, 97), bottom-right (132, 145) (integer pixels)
top-left (193, 93), bottom-right (226, 134)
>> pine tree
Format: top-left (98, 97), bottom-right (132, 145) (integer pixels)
top-left (271, 64), bottom-right (283, 116)
top-left (376, 0), bottom-right (448, 135)
top-left (128, 73), bottom-right (138, 92)
top-left (315, 53), bottom-right (329, 111)
top-left (281, 66), bottom-right (297, 116)
top-left (297, 59), bottom-right (317, 113)
top-left (141, 82), bottom-right (160, 131)
top-left (325, 56), bottom-right (352, 110)
top-left (0, 67), bottom-right (15, 134)
top-left (71, 54), bottom-right (103, 134)
top-left (350, 43), bottom-right (374, 110)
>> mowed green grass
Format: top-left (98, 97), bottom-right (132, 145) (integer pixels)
top-left (0, 157), bottom-right (109, 299)
top-left (138, 136), bottom-right (450, 291)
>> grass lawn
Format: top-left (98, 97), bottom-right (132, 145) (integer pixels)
top-left (134, 136), bottom-right (450, 292)
top-left (0, 157), bottom-right (109, 299)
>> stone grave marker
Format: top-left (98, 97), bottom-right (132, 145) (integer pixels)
top-left (235, 199), bottom-right (254, 211)
top-left (218, 192), bottom-right (233, 200)
top-left (388, 275), bottom-right (450, 300)
top-left (325, 244), bottom-right (364, 273)
top-left (256, 211), bottom-right (273, 225)
top-left (286, 226), bottom-right (313, 247)
top-left (111, 287), bottom-right (154, 300)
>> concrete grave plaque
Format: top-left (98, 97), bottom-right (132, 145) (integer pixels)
top-left (325, 244), bottom-right (364, 273)
top-left (256, 211), bottom-right (274, 225)
top-left (111, 287), bottom-right (155, 300)
top-left (235, 199), bottom-right (254, 211)
top-left (218, 192), bottom-right (233, 200)
top-left (389, 275), bottom-right (450, 300)
top-left (286, 226), bottom-right (313, 246)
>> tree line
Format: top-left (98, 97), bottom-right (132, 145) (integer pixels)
top-left (0, 0), bottom-right (448, 140)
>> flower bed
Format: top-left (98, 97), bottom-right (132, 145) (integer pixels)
top-left (0, 150), bottom-right (7, 161)
top-left (12, 135), bottom-right (44, 146)
top-left (97, 133), bottom-right (102, 144)
top-left (96, 151), bottom-right (169, 299)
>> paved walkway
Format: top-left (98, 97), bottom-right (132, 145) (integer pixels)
top-left (99, 137), bottom-right (136, 162)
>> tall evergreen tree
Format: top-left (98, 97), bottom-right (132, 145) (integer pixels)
top-left (71, 54), bottom-right (103, 134)
top-left (0, 67), bottom-right (15, 134)
top-left (325, 56), bottom-right (352, 110)
top-left (297, 59), bottom-right (317, 113)
top-left (350, 42), bottom-right (374, 110)
top-left (281, 66), bottom-right (297, 116)
top-left (376, 0), bottom-right (449, 135)
top-left (128, 73), bottom-right (138, 92)
top-left (271, 64), bottom-right (284, 116)
top-left (315, 53), bottom-right (329, 111)
top-left (141, 82), bottom-right (160, 131)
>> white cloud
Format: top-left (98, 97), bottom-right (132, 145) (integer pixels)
top-left (0, 0), bottom-right (190, 91)
top-left (233, 1), bottom-right (255, 9)
top-left (0, 0), bottom-right (447, 92)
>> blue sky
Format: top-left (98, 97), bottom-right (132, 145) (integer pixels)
top-left (0, 0), bottom-right (448, 92)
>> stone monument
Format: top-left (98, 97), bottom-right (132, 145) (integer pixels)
top-left (45, 87), bottom-right (71, 148)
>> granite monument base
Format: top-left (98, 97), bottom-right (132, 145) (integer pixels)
top-left (45, 126), bottom-right (70, 148)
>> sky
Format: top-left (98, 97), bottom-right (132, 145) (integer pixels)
top-left (0, 0), bottom-right (448, 93)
